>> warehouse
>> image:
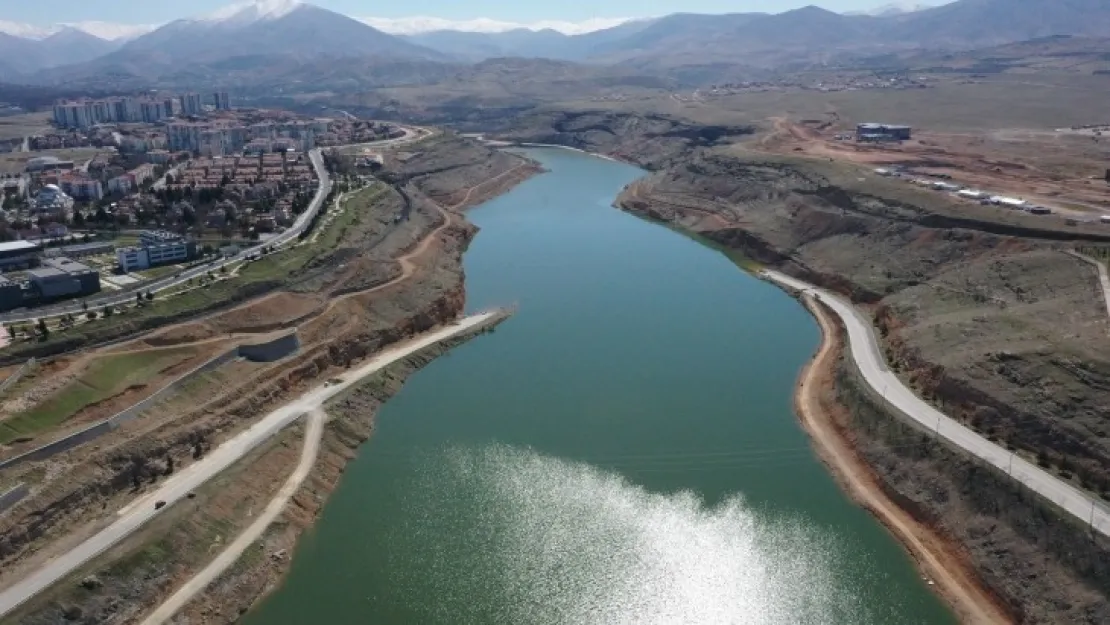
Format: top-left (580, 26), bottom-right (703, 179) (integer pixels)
top-left (0, 240), bottom-right (42, 271)
top-left (0, 274), bottom-right (25, 312)
top-left (856, 123), bottom-right (913, 141)
top-left (27, 257), bottom-right (100, 301)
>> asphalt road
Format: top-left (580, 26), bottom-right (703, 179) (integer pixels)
top-left (0, 311), bottom-right (497, 619)
top-left (762, 269), bottom-right (1110, 537)
top-left (0, 128), bottom-right (422, 324)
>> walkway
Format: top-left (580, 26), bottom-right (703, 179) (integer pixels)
top-left (0, 312), bottom-right (498, 619)
top-left (762, 269), bottom-right (1110, 537)
top-left (139, 408), bottom-right (326, 625)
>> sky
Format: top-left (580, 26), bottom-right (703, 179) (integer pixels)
top-left (1, 0), bottom-right (922, 30)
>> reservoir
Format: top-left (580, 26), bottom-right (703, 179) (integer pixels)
top-left (244, 148), bottom-right (955, 624)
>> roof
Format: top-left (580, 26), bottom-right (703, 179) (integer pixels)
top-left (0, 240), bottom-right (40, 254)
top-left (44, 257), bottom-right (93, 273)
top-left (27, 267), bottom-right (67, 279)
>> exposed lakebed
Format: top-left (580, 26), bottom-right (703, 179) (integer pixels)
top-left (244, 148), bottom-right (954, 624)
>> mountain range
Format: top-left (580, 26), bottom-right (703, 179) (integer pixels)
top-left (3, 0), bottom-right (1110, 87)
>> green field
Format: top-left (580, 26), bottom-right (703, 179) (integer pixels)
top-left (0, 348), bottom-right (198, 444)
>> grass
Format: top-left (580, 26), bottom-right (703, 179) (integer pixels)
top-left (0, 112), bottom-right (50, 141)
top-left (0, 348), bottom-right (197, 444)
top-left (0, 184), bottom-right (392, 361)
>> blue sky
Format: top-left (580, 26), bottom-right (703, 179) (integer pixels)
top-left (5, 0), bottom-right (906, 26)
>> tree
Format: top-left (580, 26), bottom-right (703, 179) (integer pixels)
top-left (36, 318), bottom-right (48, 340)
top-left (81, 300), bottom-right (88, 312)
top-left (6, 325), bottom-right (14, 340)
top-left (86, 311), bottom-right (97, 320)
top-left (144, 291), bottom-right (154, 301)
top-left (136, 292), bottom-right (144, 306)
top-left (102, 306), bottom-right (114, 317)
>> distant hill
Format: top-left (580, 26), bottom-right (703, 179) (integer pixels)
top-left (0, 28), bottom-right (120, 78)
top-left (13, 0), bottom-right (1110, 89)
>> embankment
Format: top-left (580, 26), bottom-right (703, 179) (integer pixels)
top-left (172, 312), bottom-right (510, 623)
top-left (795, 295), bottom-right (1012, 624)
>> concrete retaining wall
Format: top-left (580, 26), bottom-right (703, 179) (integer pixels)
top-left (0, 483), bottom-right (29, 516)
top-left (238, 332), bottom-right (299, 363)
top-left (0, 332), bottom-right (299, 472)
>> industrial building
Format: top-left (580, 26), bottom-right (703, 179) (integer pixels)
top-left (856, 123), bottom-right (913, 142)
top-left (0, 274), bottom-right (24, 312)
top-left (43, 241), bottom-right (115, 259)
top-left (0, 240), bottom-right (42, 271)
top-left (27, 257), bottom-right (100, 301)
top-left (118, 230), bottom-right (198, 272)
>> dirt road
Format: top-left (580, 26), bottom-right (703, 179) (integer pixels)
top-left (0, 313), bottom-right (497, 619)
top-left (795, 294), bottom-right (1012, 625)
top-left (138, 408), bottom-right (326, 625)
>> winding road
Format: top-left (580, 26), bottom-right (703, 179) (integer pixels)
top-left (0, 312), bottom-right (498, 619)
top-left (762, 269), bottom-right (1110, 537)
top-left (0, 128), bottom-right (424, 324)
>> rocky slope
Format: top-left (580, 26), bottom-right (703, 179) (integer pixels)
top-left (475, 107), bottom-right (1110, 621)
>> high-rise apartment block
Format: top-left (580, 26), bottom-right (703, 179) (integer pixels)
top-left (213, 91), bottom-right (231, 111)
top-left (180, 92), bottom-right (203, 116)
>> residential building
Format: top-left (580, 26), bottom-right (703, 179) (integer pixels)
top-left (107, 174), bottom-right (133, 195)
top-left (140, 99), bottom-right (168, 123)
top-left (181, 92), bottom-right (203, 116)
top-left (147, 149), bottom-right (173, 165)
top-left (168, 122), bottom-right (204, 152)
top-left (58, 174), bottom-right (103, 201)
top-left (213, 91), bottom-right (231, 110)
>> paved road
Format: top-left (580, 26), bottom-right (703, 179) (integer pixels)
top-left (0, 312), bottom-right (497, 618)
top-left (139, 408), bottom-right (325, 625)
top-left (762, 269), bottom-right (1110, 537)
top-left (0, 128), bottom-right (423, 324)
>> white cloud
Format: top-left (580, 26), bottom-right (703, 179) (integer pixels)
top-left (360, 15), bottom-right (638, 36)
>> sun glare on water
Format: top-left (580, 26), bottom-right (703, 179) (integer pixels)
top-left (387, 444), bottom-right (866, 624)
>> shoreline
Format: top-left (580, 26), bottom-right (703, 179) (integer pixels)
top-left (793, 294), bottom-right (1013, 625)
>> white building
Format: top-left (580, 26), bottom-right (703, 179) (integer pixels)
top-left (118, 240), bottom-right (193, 271)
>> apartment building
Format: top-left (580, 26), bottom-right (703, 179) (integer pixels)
top-left (58, 173), bottom-right (103, 201)
top-left (181, 92), bottom-right (203, 115)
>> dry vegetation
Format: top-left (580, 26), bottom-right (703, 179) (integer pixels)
top-left (0, 136), bottom-right (534, 623)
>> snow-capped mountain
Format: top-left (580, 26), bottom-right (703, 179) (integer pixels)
top-left (197, 0), bottom-right (305, 26)
top-left (361, 15), bottom-right (638, 36)
top-left (0, 20), bottom-right (155, 41)
top-left (845, 1), bottom-right (945, 16)
top-left (59, 1), bottom-right (444, 75)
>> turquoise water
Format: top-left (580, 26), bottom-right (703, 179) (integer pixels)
top-left (244, 148), bottom-right (955, 624)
